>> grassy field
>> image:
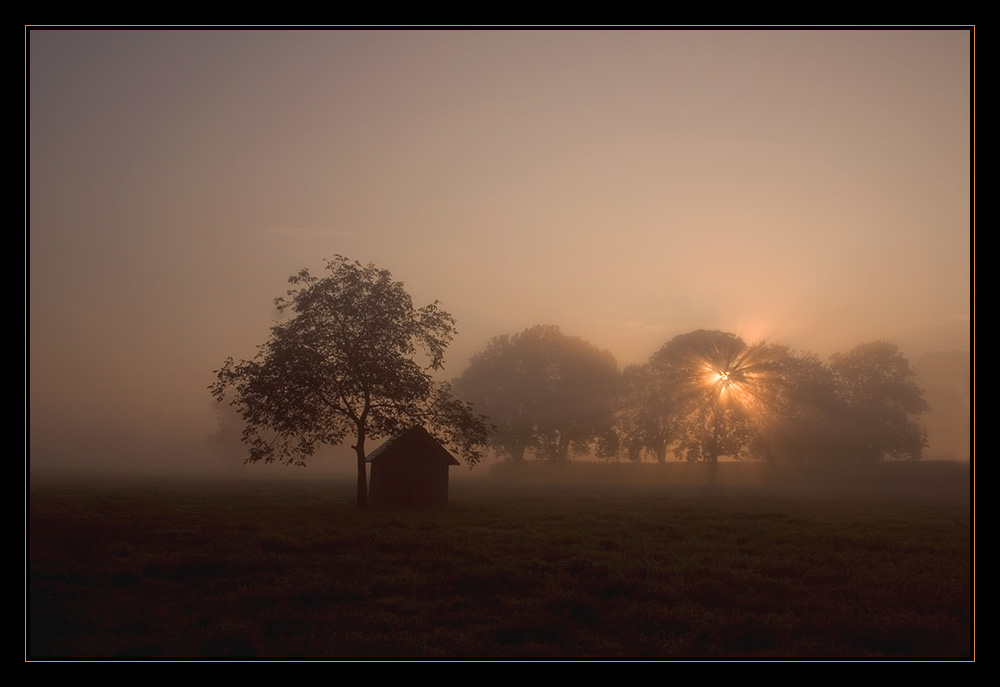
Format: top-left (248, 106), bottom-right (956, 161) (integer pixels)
top-left (27, 462), bottom-right (972, 659)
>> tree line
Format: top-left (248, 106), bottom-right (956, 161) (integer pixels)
top-left (212, 257), bottom-right (929, 507)
top-left (454, 325), bottom-right (929, 466)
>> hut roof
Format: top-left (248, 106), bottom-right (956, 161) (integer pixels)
top-left (365, 426), bottom-right (460, 466)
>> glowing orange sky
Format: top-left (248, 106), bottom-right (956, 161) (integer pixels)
top-left (28, 29), bottom-right (972, 473)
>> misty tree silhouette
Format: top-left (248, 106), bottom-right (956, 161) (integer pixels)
top-left (829, 341), bottom-right (928, 461)
top-left (644, 330), bottom-right (758, 464)
top-left (453, 325), bottom-right (620, 462)
top-left (621, 331), bottom-right (929, 465)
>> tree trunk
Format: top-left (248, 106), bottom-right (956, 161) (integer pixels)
top-left (508, 441), bottom-right (527, 462)
top-left (707, 415), bottom-right (721, 484)
top-left (354, 433), bottom-right (368, 509)
top-left (556, 432), bottom-right (571, 462)
top-left (708, 409), bottom-right (722, 464)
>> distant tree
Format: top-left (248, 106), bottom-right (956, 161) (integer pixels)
top-left (829, 341), bottom-right (929, 461)
top-left (210, 256), bottom-right (491, 508)
top-left (453, 325), bottom-right (620, 462)
top-left (621, 332), bottom-right (930, 465)
top-left (741, 343), bottom-right (847, 464)
top-left (616, 362), bottom-right (686, 463)
top-left (639, 330), bottom-right (759, 463)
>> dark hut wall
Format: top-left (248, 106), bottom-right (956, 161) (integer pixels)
top-left (369, 452), bottom-right (451, 508)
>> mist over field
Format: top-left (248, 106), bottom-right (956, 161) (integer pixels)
top-left (28, 29), bottom-right (970, 479)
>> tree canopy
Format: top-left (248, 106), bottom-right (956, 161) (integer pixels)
top-left (616, 362), bottom-right (680, 464)
top-left (739, 343), bottom-right (845, 464)
top-left (829, 341), bottom-right (929, 461)
top-left (617, 331), bottom-right (930, 465)
top-left (643, 330), bottom-right (758, 463)
top-left (453, 325), bottom-right (620, 462)
top-left (210, 256), bottom-right (491, 507)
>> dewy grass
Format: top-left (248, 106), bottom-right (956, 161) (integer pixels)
top-left (28, 465), bottom-right (971, 658)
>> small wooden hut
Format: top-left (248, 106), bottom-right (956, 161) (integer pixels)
top-left (366, 426), bottom-right (460, 508)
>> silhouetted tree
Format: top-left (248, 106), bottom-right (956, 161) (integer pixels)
top-left (453, 325), bottom-right (620, 462)
top-left (829, 341), bottom-right (928, 461)
top-left (642, 330), bottom-right (757, 464)
top-left (622, 332), bottom-right (931, 465)
top-left (210, 256), bottom-right (491, 508)
top-left (616, 363), bottom-right (681, 463)
top-left (742, 343), bottom-right (847, 464)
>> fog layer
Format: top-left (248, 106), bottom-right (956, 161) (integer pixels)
top-left (28, 30), bottom-right (971, 475)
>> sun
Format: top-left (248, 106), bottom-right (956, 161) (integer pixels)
top-left (699, 364), bottom-right (741, 399)
top-left (680, 336), bottom-right (787, 414)
top-left (700, 360), bottom-right (758, 406)
top-left (714, 368), bottom-right (740, 397)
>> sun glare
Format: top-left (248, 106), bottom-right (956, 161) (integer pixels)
top-left (697, 354), bottom-right (768, 409)
top-left (685, 341), bottom-right (791, 416)
top-left (699, 364), bottom-right (740, 399)
top-left (715, 369), bottom-right (739, 397)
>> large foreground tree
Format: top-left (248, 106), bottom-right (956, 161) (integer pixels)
top-left (210, 256), bottom-right (491, 508)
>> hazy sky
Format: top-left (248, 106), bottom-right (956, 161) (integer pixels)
top-left (28, 29), bottom-right (972, 473)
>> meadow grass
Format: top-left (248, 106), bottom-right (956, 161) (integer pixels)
top-left (28, 463), bottom-right (971, 659)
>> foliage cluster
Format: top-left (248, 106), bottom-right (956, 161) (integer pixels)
top-left (457, 328), bottom-right (929, 465)
top-left (453, 325), bottom-right (620, 462)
